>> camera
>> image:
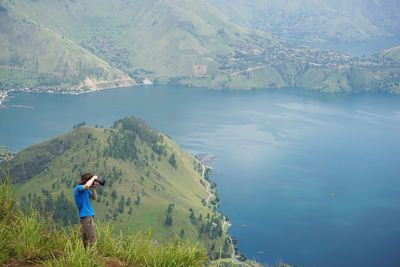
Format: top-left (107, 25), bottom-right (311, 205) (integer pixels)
top-left (95, 177), bottom-right (106, 186)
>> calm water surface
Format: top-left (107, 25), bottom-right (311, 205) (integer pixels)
top-left (1, 86), bottom-right (400, 267)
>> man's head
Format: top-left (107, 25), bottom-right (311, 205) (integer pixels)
top-left (79, 172), bottom-right (94, 185)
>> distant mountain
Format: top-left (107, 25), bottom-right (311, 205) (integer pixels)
top-left (0, 1), bottom-right (134, 92)
top-left (209, 0), bottom-right (400, 43)
top-left (1, 117), bottom-right (231, 259)
top-left (0, 0), bottom-right (263, 90)
top-left (0, 0), bottom-right (399, 93)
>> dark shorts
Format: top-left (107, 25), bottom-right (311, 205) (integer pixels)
top-left (80, 216), bottom-right (96, 247)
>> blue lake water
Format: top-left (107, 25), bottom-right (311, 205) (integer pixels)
top-left (1, 86), bottom-right (400, 267)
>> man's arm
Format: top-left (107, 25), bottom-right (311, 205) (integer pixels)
top-left (91, 187), bottom-right (97, 200)
top-left (83, 175), bottom-right (98, 190)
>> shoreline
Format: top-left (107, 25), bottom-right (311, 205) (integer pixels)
top-left (0, 80), bottom-right (148, 107)
top-left (196, 153), bottom-right (252, 266)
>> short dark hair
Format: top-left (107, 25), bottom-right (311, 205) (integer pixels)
top-left (80, 172), bottom-right (94, 184)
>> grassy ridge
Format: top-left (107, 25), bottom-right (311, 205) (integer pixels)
top-left (1, 117), bottom-right (232, 259)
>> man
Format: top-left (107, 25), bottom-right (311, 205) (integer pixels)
top-left (73, 172), bottom-right (100, 247)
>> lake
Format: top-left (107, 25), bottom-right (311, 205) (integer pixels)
top-left (1, 86), bottom-right (400, 267)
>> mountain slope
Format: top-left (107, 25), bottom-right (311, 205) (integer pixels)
top-left (0, 1), bottom-right (134, 91)
top-left (4, 0), bottom-right (264, 79)
top-left (1, 117), bottom-right (231, 258)
top-left (209, 0), bottom-right (400, 43)
top-left (0, 0), bottom-right (399, 93)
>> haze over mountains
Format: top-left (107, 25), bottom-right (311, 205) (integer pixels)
top-left (210, 0), bottom-right (400, 44)
top-left (0, 0), bottom-right (399, 93)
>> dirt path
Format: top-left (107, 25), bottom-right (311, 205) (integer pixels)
top-left (200, 163), bottom-right (214, 207)
top-left (230, 65), bottom-right (267, 76)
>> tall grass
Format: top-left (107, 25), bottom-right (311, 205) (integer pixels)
top-left (0, 162), bottom-right (14, 221)
top-left (117, 232), bottom-right (207, 267)
top-left (97, 224), bottom-right (207, 267)
top-left (7, 211), bottom-right (66, 262)
top-left (42, 228), bottom-right (99, 267)
top-left (0, 173), bottom-right (208, 266)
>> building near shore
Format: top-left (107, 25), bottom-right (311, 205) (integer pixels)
top-left (0, 91), bottom-right (8, 105)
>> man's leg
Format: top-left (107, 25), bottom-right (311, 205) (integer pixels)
top-left (81, 217), bottom-right (96, 247)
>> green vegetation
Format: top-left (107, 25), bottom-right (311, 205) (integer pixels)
top-left (0, 174), bottom-right (208, 266)
top-left (0, 116), bottom-right (232, 260)
top-left (0, 0), bottom-right (398, 93)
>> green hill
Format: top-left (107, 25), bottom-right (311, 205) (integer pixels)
top-left (0, 1), bottom-right (134, 91)
top-left (0, 0), bottom-right (265, 88)
top-left (0, 0), bottom-right (399, 93)
top-left (0, 117), bottom-right (232, 260)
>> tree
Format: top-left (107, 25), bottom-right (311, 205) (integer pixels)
top-left (166, 203), bottom-right (175, 213)
top-left (204, 167), bottom-right (212, 180)
top-left (210, 243), bottom-right (215, 251)
top-left (189, 209), bottom-right (197, 225)
top-left (169, 153), bottom-right (177, 169)
top-left (135, 193), bottom-right (141, 205)
top-left (118, 196), bottom-right (125, 213)
top-left (111, 190), bottom-right (117, 202)
top-left (223, 238), bottom-right (230, 255)
top-left (165, 214), bottom-right (173, 226)
top-left (126, 197), bottom-right (131, 206)
top-left (199, 224), bottom-right (204, 234)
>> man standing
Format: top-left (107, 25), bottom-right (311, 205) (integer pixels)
top-left (74, 173), bottom-right (99, 247)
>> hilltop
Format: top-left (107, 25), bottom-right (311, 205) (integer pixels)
top-left (0, 117), bottom-right (232, 260)
top-left (0, 0), bottom-right (399, 93)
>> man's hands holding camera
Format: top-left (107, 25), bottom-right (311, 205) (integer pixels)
top-left (82, 174), bottom-right (105, 190)
top-left (91, 175), bottom-right (100, 189)
top-left (83, 175), bottom-right (98, 190)
top-left (92, 180), bottom-right (100, 188)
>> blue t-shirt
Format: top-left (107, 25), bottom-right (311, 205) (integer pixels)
top-left (73, 184), bottom-right (95, 218)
